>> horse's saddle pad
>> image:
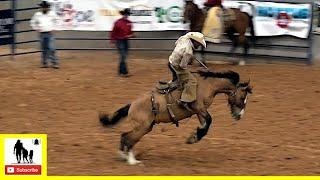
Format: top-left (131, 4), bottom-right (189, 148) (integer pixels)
top-left (222, 9), bottom-right (236, 22)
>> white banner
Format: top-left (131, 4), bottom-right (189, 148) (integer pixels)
top-left (47, 0), bottom-right (312, 38)
top-left (48, 0), bottom-right (188, 31)
top-left (228, 1), bottom-right (312, 38)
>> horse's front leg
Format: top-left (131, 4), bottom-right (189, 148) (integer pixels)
top-left (186, 111), bottom-right (212, 144)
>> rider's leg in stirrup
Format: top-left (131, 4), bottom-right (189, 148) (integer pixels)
top-left (179, 71), bottom-right (197, 112)
top-left (168, 62), bottom-right (178, 83)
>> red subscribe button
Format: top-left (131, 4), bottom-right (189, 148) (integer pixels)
top-left (5, 165), bottom-right (41, 175)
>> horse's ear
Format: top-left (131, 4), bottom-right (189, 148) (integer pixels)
top-left (237, 79), bottom-right (251, 88)
top-left (246, 85), bottom-right (253, 94)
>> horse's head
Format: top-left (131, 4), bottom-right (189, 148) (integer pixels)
top-left (227, 80), bottom-right (253, 120)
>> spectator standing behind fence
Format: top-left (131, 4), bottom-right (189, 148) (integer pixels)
top-left (30, 1), bottom-right (59, 69)
top-left (110, 8), bottom-right (134, 77)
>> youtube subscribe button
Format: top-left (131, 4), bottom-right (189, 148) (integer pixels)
top-left (5, 165), bottom-right (41, 175)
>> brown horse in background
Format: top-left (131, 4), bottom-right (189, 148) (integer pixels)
top-left (183, 1), bottom-right (256, 59)
top-left (99, 70), bottom-right (252, 165)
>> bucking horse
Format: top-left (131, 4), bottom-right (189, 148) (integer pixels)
top-left (99, 69), bottom-right (252, 165)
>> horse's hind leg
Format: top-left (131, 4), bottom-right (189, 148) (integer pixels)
top-left (242, 36), bottom-right (249, 57)
top-left (226, 28), bottom-right (237, 56)
top-left (239, 35), bottom-right (248, 65)
top-left (120, 120), bottom-right (155, 165)
top-left (186, 111), bottom-right (212, 144)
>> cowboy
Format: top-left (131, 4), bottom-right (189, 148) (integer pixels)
top-left (168, 32), bottom-right (206, 110)
top-left (110, 8), bottom-right (134, 77)
top-left (30, 1), bottom-right (59, 68)
top-left (202, 0), bottom-right (223, 43)
top-left (204, 0), bottom-right (223, 8)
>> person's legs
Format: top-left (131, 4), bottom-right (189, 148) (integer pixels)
top-left (172, 65), bottom-right (197, 111)
top-left (180, 71), bottom-right (197, 103)
top-left (123, 40), bottom-right (129, 74)
top-left (16, 153), bottom-right (21, 163)
top-left (48, 33), bottom-right (59, 68)
top-left (116, 40), bottom-right (129, 75)
top-left (40, 33), bottom-right (48, 67)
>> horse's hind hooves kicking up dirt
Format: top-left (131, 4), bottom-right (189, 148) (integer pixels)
top-left (118, 150), bottom-right (142, 165)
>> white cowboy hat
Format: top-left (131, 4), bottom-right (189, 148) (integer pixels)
top-left (186, 32), bottom-right (206, 48)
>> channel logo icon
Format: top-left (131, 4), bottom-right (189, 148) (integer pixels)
top-left (4, 138), bottom-right (44, 175)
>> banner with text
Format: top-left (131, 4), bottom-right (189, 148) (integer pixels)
top-left (47, 0), bottom-right (312, 38)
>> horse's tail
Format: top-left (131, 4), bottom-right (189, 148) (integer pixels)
top-left (99, 104), bottom-right (131, 127)
top-left (246, 2), bottom-right (256, 46)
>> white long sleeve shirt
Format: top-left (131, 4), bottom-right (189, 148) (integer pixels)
top-left (169, 35), bottom-right (195, 69)
top-left (30, 11), bottom-right (58, 32)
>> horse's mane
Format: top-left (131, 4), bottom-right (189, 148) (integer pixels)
top-left (197, 70), bottom-right (240, 85)
top-left (190, 2), bottom-right (202, 14)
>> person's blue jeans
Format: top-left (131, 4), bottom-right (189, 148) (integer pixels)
top-left (116, 39), bottom-right (129, 75)
top-left (40, 32), bottom-right (58, 65)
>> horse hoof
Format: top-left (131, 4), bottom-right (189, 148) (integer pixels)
top-left (128, 159), bottom-right (141, 165)
top-left (118, 151), bottom-right (128, 161)
top-left (186, 135), bottom-right (198, 144)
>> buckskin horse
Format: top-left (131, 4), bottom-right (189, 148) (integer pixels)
top-left (99, 69), bottom-right (252, 165)
top-left (183, 1), bottom-right (256, 59)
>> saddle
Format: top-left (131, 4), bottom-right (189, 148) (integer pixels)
top-left (152, 80), bottom-right (184, 127)
top-left (156, 80), bottom-right (181, 94)
top-left (222, 8), bottom-right (236, 22)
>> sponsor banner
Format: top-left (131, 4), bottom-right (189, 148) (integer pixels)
top-left (222, 1), bottom-right (311, 38)
top-left (45, 0), bottom-right (311, 38)
top-left (48, 0), bottom-right (188, 31)
top-left (251, 1), bottom-right (311, 38)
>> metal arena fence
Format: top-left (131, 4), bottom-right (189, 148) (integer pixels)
top-left (0, 0), bottom-right (316, 64)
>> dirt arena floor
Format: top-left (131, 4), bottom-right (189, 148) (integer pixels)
top-left (0, 50), bottom-right (320, 175)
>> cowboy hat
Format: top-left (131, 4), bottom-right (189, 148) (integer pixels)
top-left (38, 1), bottom-right (51, 8)
top-left (187, 32), bottom-right (206, 48)
top-left (204, 0), bottom-right (221, 7)
top-left (119, 8), bottom-right (131, 16)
